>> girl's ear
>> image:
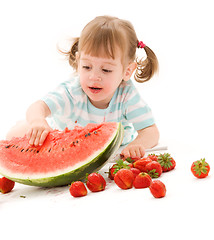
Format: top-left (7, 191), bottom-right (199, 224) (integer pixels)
top-left (123, 62), bottom-right (137, 81)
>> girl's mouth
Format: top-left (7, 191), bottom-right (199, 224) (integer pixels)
top-left (89, 87), bottom-right (102, 94)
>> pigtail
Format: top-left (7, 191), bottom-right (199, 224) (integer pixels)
top-left (58, 37), bottom-right (79, 70)
top-left (135, 45), bottom-right (159, 83)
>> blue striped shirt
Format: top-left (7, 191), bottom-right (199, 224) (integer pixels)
top-left (41, 75), bottom-right (155, 145)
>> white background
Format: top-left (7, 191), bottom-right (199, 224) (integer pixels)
top-left (0, 0), bottom-right (214, 239)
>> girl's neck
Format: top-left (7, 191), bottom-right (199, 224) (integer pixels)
top-left (88, 98), bottom-right (110, 109)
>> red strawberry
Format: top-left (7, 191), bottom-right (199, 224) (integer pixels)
top-left (130, 167), bottom-right (141, 179)
top-left (69, 181), bottom-right (87, 197)
top-left (133, 172), bottom-right (152, 189)
top-left (157, 153), bottom-right (176, 172)
top-left (191, 158), bottom-right (210, 178)
top-left (128, 163), bottom-right (134, 168)
top-left (0, 177), bottom-right (15, 194)
top-left (146, 161), bottom-right (162, 178)
top-left (149, 180), bottom-right (166, 198)
top-left (147, 154), bottom-right (158, 162)
top-left (114, 169), bottom-right (134, 190)
top-left (133, 157), bottom-right (152, 172)
top-left (108, 159), bottom-right (131, 179)
top-left (108, 164), bottom-right (117, 180)
top-left (86, 173), bottom-right (106, 192)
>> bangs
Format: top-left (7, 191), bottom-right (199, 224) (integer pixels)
top-left (78, 17), bottom-right (126, 60)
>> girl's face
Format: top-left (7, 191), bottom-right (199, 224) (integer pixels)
top-left (78, 51), bottom-right (136, 109)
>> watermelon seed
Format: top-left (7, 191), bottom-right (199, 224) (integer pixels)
top-left (85, 134), bottom-right (88, 137)
top-left (5, 145), bottom-right (11, 148)
top-left (21, 149), bottom-right (25, 152)
top-left (94, 131), bottom-right (97, 134)
top-left (62, 148), bottom-right (64, 151)
top-left (30, 149), bottom-right (34, 152)
top-left (48, 148), bottom-right (51, 152)
top-left (16, 146), bottom-right (18, 148)
top-left (37, 150), bottom-right (39, 153)
top-left (12, 145), bottom-right (16, 148)
top-left (88, 133), bottom-right (91, 136)
top-left (26, 149), bottom-right (29, 152)
top-left (76, 140), bottom-right (79, 143)
top-left (20, 195), bottom-right (26, 198)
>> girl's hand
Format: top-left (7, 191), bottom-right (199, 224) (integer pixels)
top-left (121, 142), bottom-right (145, 159)
top-left (121, 125), bottom-right (159, 159)
top-left (27, 118), bottom-right (52, 146)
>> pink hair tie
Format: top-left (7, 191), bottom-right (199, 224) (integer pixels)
top-left (137, 41), bottom-right (146, 49)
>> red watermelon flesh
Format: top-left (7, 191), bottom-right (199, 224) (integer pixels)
top-left (0, 122), bottom-right (123, 187)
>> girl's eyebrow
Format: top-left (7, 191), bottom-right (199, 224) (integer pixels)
top-left (80, 58), bottom-right (117, 66)
top-left (103, 61), bottom-right (117, 66)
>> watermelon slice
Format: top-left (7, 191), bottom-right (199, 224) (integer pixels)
top-left (0, 122), bottom-right (123, 187)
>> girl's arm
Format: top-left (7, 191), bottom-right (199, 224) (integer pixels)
top-left (26, 100), bottom-right (52, 146)
top-left (121, 124), bottom-right (159, 159)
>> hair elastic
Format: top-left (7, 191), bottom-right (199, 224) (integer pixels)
top-left (137, 41), bottom-right (146, 49)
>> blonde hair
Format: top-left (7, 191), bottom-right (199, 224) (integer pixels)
top-left (61, 16), bottom-right (159, 83)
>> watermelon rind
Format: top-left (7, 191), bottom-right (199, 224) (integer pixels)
top-left (0, 122), bottom-right (123, 187)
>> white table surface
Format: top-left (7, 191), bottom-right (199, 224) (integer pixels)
top-left (1, 139), bottom-right (213, 240)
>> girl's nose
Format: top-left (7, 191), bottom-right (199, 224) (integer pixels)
top-left (89, 71), bottom-right (101, 81)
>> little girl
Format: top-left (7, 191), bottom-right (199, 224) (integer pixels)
top-left (7, 16), bottom-right (159, 159)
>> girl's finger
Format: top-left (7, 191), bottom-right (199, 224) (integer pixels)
top-left (129, 148), bottom-right (137, 158)
top-left (29, 129), bottom-right (38, 146)
top-left (39, 129), bottom-right (50, 146)
top-left (33, 129), bottom-right (43, 146)
top-left (121, 148), bottom-right (130, 159)
top-left (139, 147), bottom-right (145, 158)
top-left (27, 128), bottom-right (33, 140)
top-left (134, 148), bottom-right (141, 159)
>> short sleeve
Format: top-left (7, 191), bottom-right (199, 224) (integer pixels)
top-left (41, 81), bottom-right (74, 116)
top-left (122, 83), bottom-right (155, 131)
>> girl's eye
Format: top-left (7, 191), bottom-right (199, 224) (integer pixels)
top-left (83, 66), bottom-right (91, 70)
top-left (102, 69), bottom-right (112, 73)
